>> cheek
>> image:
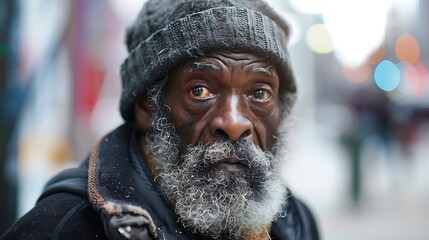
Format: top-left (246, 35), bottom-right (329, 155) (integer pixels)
top-left (165, 100), bottom-right (210, 145)
top-left (169, 113), bottom-right (196, 140)
top-left (165, 91), bottom-right (217, 145)
top-left (262, 107), bottom-right (281, 148)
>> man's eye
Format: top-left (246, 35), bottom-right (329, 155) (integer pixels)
top-left (190, 86), bottom-right (214, 99)
top-left (250, 89), bottom-right (271, 102)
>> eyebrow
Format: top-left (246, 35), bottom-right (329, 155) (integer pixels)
top-left (182, 61), bottom-right (221, 73)
top-left (252, 65), bottom-right (275, 76)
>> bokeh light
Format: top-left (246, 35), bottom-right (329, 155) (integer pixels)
top-left (374, 60), bottom-right (400, 91)
top-left (413, 60), bottom-right (429, 95)
top-left (397, 62), bottom-right (419, 95)
top-left (322, 0), bottom-right (391, 67)
top-left (395, 33), bottom-right (420, 63)
top-left (342, 62), bottom-right (371, 83)
top-left (305, 24), bottom-right (334, 54)
top-left (368, 46), bottom-right (385, 65)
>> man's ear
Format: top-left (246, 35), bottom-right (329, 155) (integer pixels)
top-left (134, 92), bottom-right (153, 131)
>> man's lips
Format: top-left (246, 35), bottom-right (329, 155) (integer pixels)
top-left (215, 157), bottom-right (249, 173)
top-left (220, 156), bottom-right (249, 166)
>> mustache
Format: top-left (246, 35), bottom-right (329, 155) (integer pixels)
top-left (180, 138), bottom-right (272, 170)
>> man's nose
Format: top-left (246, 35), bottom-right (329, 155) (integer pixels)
top-left (210, 95), bottom-right (252, 142)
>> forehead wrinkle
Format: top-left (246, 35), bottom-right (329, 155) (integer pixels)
top-left (182, 61), bottom-right (221, 73)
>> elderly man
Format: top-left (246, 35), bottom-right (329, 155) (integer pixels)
top-left (2, 0), bottom-right (319, 239)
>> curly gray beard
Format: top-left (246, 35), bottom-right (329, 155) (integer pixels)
top-left (147, 114), bottom-right (289, 239)
top-left (145, 77), bottom-right (289, 239)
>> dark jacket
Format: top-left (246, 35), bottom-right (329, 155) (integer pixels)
top-left (1, 124), bottom-right (319, 240)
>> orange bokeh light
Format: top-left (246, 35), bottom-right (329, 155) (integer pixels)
top-left (395, 34), bottom-right (420, 63)
top-left (368, 46), bottom-right (385, 65)
top-left (342, 62), bottom-right (371, 83)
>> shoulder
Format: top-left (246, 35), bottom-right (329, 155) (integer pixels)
top-left (2, 192), bottom-right (107, 240)
top-left (2, 164), bottom-right (108, 240)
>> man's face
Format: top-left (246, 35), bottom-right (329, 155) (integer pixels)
top-left (165, 50), bottom-right (281, 152)
top-left (144, 51), bottom-right (288, 239)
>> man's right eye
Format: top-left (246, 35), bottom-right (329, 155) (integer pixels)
top-left (190, 86), bottom-right (214, 99)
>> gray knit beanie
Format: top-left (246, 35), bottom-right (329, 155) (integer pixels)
top-left (120, 0), bottom-right (296, 121)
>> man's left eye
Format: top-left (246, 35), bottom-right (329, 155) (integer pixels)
top-left (250, 89), bottom-right (271, 102)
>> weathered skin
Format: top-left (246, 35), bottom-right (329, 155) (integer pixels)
top-left (136, 51), bottom-right (282, 154)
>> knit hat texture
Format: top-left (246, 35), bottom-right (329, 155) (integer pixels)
top-left (120, 0), bottom-right (296, 121)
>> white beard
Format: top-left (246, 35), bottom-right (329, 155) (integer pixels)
top-left (148, 117), bottom-right (289, 239)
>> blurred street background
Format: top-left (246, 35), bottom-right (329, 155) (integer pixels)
top-left (1, 0), bottom-right (428, 239)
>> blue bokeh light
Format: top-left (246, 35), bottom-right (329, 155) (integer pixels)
top-left (374, 60), bottom-right (401, 91)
